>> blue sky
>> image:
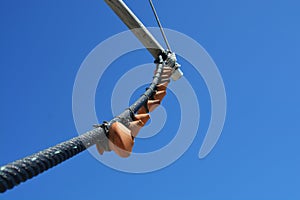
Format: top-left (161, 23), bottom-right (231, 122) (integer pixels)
top-left (1, 0), bottom-right (300, 199)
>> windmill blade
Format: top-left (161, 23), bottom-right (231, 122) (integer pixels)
top-left (104, 0), bottom-right (165, 59)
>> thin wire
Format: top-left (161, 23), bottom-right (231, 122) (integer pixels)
top-left (148, 0), bottom-right (172, 51)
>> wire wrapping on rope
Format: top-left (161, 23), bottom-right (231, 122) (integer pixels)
top-left (0, 128), bottom-right (107, 193)
top-left (0, 54), bottom-right (169, 193)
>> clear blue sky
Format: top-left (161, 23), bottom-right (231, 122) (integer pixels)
top-left (1, 0), bottom-right (300, 199)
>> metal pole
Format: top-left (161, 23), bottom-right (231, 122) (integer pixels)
top-left (104, 0), bottom-right (183, 81)
top-left (104, 0), bottom-right (165, 59)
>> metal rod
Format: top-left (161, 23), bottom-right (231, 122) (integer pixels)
top-left (104, 0), bottom-right (165, 59)
top-left (148, 0), bottom-right (172, 51)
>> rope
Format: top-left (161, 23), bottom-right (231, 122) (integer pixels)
top-left (0, 55), bottom-right (167, 193)
top-left (0, 128), bottom-right (107, 193)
